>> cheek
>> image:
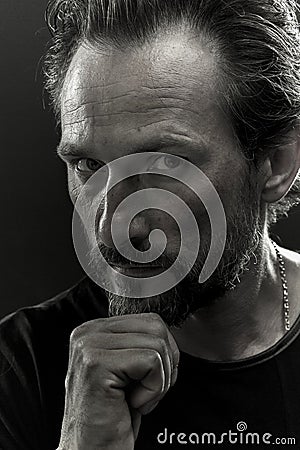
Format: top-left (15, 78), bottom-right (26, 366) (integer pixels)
top-left (152, 184), bottom-right (211, 253)
top-left (67, 170), bottom-right (82, 204)
top-left (206, 157), bottom-right (253, 204)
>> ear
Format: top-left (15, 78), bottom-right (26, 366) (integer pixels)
top-left (261, 129), bottom-right (300, 203)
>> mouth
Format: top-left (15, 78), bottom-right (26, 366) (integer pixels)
top-left (111, 264), bottom-right (164, 277)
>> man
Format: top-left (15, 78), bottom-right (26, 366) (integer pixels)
top-left (1, 0), bottom-right (300, 448)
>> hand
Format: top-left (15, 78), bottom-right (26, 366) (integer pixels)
top-left (57, 313), bottom-right (180, 450)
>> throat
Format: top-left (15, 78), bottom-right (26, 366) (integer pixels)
top-left (171, 239), bottom-right (286, 362)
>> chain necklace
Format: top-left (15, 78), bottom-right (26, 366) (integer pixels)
top-left (272, 240), bottom-right (290, 332)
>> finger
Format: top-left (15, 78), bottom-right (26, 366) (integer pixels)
top-left (90, 332), bottom-right (172, 391)
top-left (105, 348), bottom-right (166, 410)
top-left (86, 314), bottom-right (168, 339)
top-left (130, 409), bottom-right (141, 441)
top-left (165, 327), bottom-right (180, 386)
top-left (90, 313), bottom-right (178, 373)
top-left (74, 313), bottom-right (179, 387)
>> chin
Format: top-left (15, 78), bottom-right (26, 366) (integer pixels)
top-left (106, 273), bottom-right (228, 327)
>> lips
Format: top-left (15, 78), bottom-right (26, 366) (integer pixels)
top-left (111, 264), bottom-right (164, 277)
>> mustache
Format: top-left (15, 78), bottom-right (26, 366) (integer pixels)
top-left (89, 240), bottom-right (209, 283)
top-left (94, 241), bottom-right (177, 268)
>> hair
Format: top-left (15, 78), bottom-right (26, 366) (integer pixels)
top-left (44, 0), bottom-right (300, 224)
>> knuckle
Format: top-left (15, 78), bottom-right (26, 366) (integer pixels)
top-left (81, 348), bottom-right (98, 370)
top-left (99, 376), bottom-right (118, 397)
top-left (174, 348), bottom-right (180, 366)
top-left (155, 336), bottom-right (169, 356)
top-left (69, 334), bottom-right (85, 357)
top-left (69, 325), bottom-right (84, 345)
top-left (146, 348), bottom-right (163, 369)
top-left (147, 313), bottom-right (168, 337)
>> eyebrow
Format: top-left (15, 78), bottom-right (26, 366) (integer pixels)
top-left (56, 134), bottom-right (208, 159)
top-left (56, 142), bottom-right (91, 159)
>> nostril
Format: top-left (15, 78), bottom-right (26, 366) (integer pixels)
top-left (128, 214), bottom-right (151, 251)
top-left (130, 236), bottom-right (151, 252)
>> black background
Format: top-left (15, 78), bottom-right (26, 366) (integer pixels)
top-left (1, 0), bottom-right (300, 319)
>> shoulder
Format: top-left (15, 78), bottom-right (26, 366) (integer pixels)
top-left (0, 277), bottom-right (108, 449)
top-left (0, 276), bottom-right (108, 360)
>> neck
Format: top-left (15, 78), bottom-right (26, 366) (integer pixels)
top-left (171, 235), bottom-right (285, 361)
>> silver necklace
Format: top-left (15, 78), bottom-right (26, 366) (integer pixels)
top-left (272, 240), bottom-right (290, 332)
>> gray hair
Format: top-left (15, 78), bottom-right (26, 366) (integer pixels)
top-left (44, 0), bottom-right (300, 224)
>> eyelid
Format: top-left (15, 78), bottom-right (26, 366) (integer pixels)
top-left (64, 154), bottom-right (190, 174)
top-left (155, 154), bottom-right (190, 162)
top-left (148, 154), bottom-right (190, 168)
top-left (66, 158), bottom-right (83, 171)
top-left (68, 157), bottom-right (102, 167)
top-left (65, 158), bottom-right (104, 179)
top-left (59, 153), bottom-right (103, 163)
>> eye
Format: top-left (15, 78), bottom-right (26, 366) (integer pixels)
top-left (74, 158), bottom-right (102, 174)
top-left (149, 154), bottom-right (184, 171)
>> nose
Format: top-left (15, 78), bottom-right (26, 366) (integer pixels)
top-left (97, 176), bottom-right (151, 251)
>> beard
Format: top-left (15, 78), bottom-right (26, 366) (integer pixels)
top-left (87, 166), bottom-right (263, 328)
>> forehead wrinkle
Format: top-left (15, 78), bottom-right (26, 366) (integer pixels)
top-left (61, 43), bottom-right (220, 131)
top-left (62, 105), bottom-right (211, 129)
top-left (61, 94), bottom-right (222, 151)
top-left (62, 116), bottom-right (213, 160)
top-left (60, 36), bottom-right (234, 159)
top-left (62, 67), bottom-right (140, 95)
top-left (63, 88), bottom-right (142, 113)
top-left (62, 91), bottom-right (211, 128)
top-left (63, 83), bottom-right (197, 114)
top-left (62, 91), bottom-right (141, 121)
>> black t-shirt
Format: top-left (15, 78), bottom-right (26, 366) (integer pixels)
top-left (0, 277), bottom-right (299, 449)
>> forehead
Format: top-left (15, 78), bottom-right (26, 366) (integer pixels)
top-left (60, 29), bottom-right (232, 158)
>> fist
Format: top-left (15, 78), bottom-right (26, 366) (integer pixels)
top-left (57, 313), bottom-right (180, 450)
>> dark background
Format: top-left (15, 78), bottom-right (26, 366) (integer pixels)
top-left (1, 0), bottom-right (300, 320)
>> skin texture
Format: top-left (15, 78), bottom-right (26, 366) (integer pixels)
top-left (59, 313), bottom-right (179, 449)
top-left (57, 28), bottom-right (300, 449)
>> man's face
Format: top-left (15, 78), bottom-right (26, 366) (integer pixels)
top-left (59, 28), bottom-right (262, 326)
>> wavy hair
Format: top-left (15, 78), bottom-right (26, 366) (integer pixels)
top-left (44, 0), bottom-right (300, 224)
